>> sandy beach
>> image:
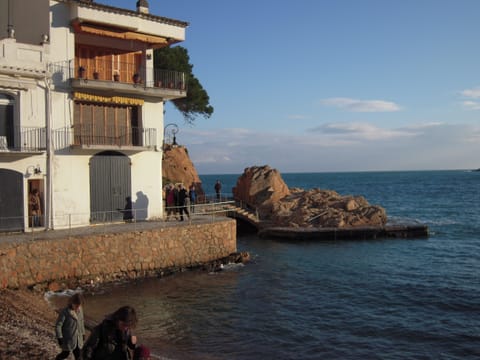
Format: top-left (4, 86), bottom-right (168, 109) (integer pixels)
top-left (0, 289), bottom-right (60, 359)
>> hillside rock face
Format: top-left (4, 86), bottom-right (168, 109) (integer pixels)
top-left (233, 165), bottom-right (387, 228)
top-left (162, 145), bottom-right (204, 195)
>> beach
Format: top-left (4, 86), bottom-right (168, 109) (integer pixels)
top-left (0, 289), bottom-right (59, 359)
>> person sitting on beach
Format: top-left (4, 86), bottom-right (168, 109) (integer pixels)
top-left (133, 344), bottom-right (151, 360)
top-left (55, 293), bottom-right (85, 360)
top-left (83, 305), bottom-right (138, 360)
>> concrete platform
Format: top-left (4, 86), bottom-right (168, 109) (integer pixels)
top-left (258, 223), bottom-right (429, 241)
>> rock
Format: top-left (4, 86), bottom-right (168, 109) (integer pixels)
top-left (233, 166), bottom-right (387, 228)
top-left (162, 144), bottom-right (204, 196)
top-left (47, 281), bottom-right (61, 292)
top-left (232, 165), bottom-right (290, 217)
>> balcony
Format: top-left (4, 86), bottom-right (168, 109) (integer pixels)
top-left (49, 60), bottom-right (187, 101)
top-left (53, 126), bottom-right (157, 152)
top-left (0, 127), bottom-right (46, 155)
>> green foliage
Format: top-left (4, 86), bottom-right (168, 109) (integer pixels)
top-left (154, 46), bottom-right (214, 124)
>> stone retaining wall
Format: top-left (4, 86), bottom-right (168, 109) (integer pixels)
top-left (0, 220), bottom-right (237, 289)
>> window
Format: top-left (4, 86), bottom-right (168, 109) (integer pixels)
top-left (0, 94), bottom-right (15, 149)
top-left (74, 102), bottom-right (140, 146)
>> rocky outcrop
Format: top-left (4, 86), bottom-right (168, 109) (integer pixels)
top-left (233, 165), bottom-right (387, 228)
top-left (232, 165), bottom-right (290, 212)
top-left (162, 144), bottom-right (204, 195)
top-left (269, 188), bottom-right (387, 228)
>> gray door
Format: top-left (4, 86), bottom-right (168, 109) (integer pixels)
top-left (90, 151), bottom-right (131, 223)
top-left (0, 169), bottom-right (24, 232)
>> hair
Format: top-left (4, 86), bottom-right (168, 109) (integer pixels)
top-left (111, 306), bottom-right (138, 328)
top-left (68, 293), bottom-right (84, 307)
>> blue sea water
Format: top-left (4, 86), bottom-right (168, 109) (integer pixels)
top-left (81, 170), bottom-right (480, 359)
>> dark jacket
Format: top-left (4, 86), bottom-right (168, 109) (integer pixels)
top-left (83, 317), bottom-right (135, 360)
top-left (178, 188), bottom-right (188, 206)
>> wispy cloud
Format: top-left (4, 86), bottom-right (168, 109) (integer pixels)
top-left (320, 97), bottom-right (401, 112)
top-left (288, 114), bottom-right (310, 120)
top-left (459, 87), bottom-right (480, 110)
top-left (461, 100), bottom-right (480, 110)
top-left (309, 122), bottom-right (416, 140)
top-left (180, 121), bottom-right (480, 174)
top-left (460, 87), bottom-right (480, 99)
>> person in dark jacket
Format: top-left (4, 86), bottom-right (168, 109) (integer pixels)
top-left (55, 293), bottom-right (85, 360)
top-left (177, 184), bottom-right (190, 221)
top-left (83, 305), bottom-right (138, 360)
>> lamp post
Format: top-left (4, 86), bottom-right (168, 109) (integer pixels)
top-left (163, 123), bottom-right (179, 150)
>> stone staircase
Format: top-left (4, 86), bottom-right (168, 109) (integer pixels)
top-left (224, 204), bottom-right (260, 226)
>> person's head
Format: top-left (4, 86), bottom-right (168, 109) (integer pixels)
top-left (68, 293), bottom-right (84, 311)
top-left (133, 344), bottom-right (151, 360)
top-left (112, 305), bottom-right (138, 331)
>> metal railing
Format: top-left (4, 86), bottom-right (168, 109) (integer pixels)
top-left (49, 60), bottom-right (187, 91)
top-left (53, 126), bottom-right (156, 149)
top-left (0, 126), bottom-right (46, 152)
top-left (0, 201), bottom-right (236, 240)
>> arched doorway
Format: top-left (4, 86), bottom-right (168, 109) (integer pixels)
top-left (89, 151), bottom-right (131, 223)
top-left (0, 169), bottom-right (23, 232)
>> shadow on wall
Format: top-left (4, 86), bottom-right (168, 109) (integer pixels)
top-left (135, 191), bottom-right (149, 220)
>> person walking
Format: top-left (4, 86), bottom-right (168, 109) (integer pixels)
top-left (189, 184), bottom-right (197, 213)
top-left (214, 180), bottom-right (222, 201)
top-left (55, 293), bottom-right (85, 360)
top-left (177, 184), bottom-right (190, 221)
top-left (83, 305), bottom-right (138, 360)
top-left (165, 184), bottom-right (176, 221)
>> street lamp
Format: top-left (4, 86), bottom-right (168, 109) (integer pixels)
top-left (163, 123), bottom-right (179, 149)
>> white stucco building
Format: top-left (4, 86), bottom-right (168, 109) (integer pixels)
top-left (0, 0), bottom-right (188, 231)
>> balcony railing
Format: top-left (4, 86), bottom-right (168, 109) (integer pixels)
top-left (0, 127), bottom-right (46, 152)
top-left (53, 126), bottom-right (156, 150)
top-left (49, 60), bottom-right (187, 91)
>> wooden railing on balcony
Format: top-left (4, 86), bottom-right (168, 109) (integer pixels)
top-left (53, 126), bottom-right (156, 149)
top-left (49, 60), bottom-right (187, 91)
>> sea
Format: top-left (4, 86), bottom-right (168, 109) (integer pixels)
top-left (54, 170), bottom-right (480, 359)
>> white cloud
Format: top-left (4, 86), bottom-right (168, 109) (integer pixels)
top-left (288, 114), bottom-right (310, 120)
top-left (309, 122), bottom-right (416, 140)
top-left (320, 97), bottom-right (401, 112)
top-left (460, 87), bottom-right (480, 99)
top-left (462, 100), bottom-right (480, 110)
top-left (180, 122), bottom-right (480, 174)
top-left (459, 87), bottom-right (480, 110)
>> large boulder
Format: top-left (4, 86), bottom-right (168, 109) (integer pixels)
top-left (233, 166), bottom-right (387, 228)
top-left (232, 165), bottom-right (290, 215)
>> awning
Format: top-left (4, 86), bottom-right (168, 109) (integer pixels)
top-left (74, 92), bottom-right (144, 106)
top-left (73, 22), bottom-right (169, 47)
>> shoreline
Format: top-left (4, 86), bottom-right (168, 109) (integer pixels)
top-left (0, 251), bottom-right (250, 359)
top-left (0, 288), bottom-right (59, 359)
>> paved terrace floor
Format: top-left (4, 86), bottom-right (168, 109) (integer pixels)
top-left (0, 215), bottom-right (230, 245)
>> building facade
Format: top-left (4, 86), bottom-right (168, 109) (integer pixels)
top-left (0, 0), bottom-right (188, 231)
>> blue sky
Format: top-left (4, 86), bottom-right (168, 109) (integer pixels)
top-left (101, 0), bottom-right (480, 174)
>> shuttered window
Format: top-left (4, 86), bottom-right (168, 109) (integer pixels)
top-left (74, 102), bottom-right (137, 146)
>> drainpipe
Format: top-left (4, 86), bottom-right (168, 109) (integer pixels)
top-left (40, 74), bottom-right (53, 230)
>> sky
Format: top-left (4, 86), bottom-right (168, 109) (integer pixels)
top-left (100, 0), bottom-right (480, 174)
